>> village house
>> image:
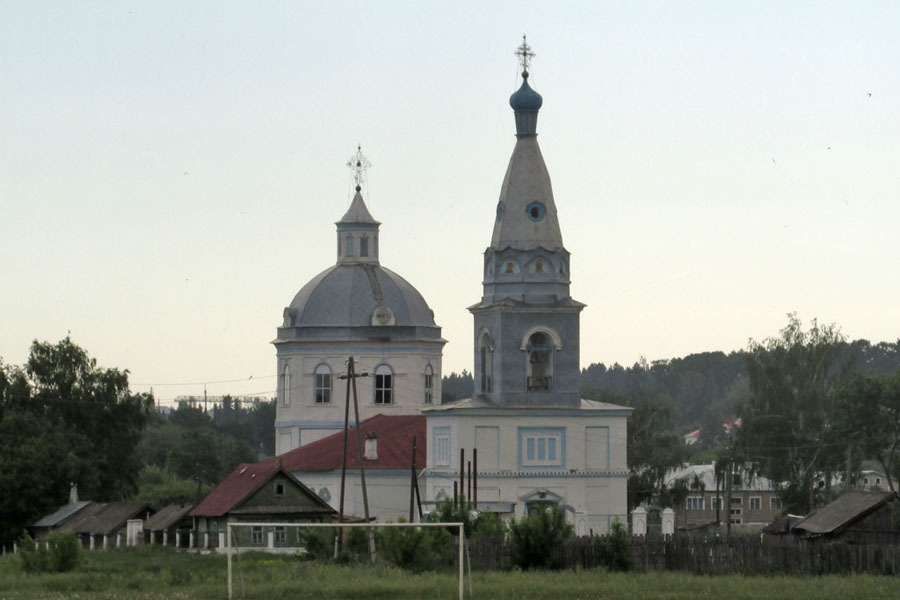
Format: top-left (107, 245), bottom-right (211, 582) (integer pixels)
top-left (665, 464), bottom-right (781, 533)
top-left (190, 462), bottom-right (336, 551)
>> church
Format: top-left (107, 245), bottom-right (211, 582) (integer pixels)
top-left (272, 40), bottom-right (631, 532)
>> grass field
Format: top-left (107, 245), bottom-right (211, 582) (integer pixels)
top-left (1, 547), bottom-right (898, 599)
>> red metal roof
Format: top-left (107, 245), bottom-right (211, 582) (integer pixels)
top-left (190, 461), bottom-right (280, 518)
top-left (276, 414), bottom-right (426, 472)
top-left (190, 415), bottom-right (424, 518)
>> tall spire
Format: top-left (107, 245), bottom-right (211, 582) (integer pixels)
top-left (490, 37), bottom-right (561, 252)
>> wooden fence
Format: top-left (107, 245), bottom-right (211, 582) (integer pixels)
top-left (462, 535), bottom-right (900, 575)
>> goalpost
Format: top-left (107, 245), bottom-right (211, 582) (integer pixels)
top-left (225, 521), bottom-right (469, 600)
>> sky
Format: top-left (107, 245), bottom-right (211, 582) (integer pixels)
top-left (2, 2), bottom-right (899, 405)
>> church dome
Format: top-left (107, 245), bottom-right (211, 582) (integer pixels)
top-left (285, 263), bottom-right (437, 328)
top-left (509, 76), bottom-right (543, 112)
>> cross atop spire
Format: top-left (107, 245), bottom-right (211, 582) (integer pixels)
top-left (515, 34), bottom-right (535, 77)
top-left (346, 144), bottom-right (371, 192)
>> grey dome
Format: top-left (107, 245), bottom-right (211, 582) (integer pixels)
top-left (286, 263), bottom-right (437, 328)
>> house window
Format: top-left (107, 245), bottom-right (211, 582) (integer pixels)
top-left (374, 365), bottom-right (393, 404)
top-left (360, 236), bottom-right (369, 257)
top-left (274, 526), bottom-right (286, 545)
top-left (314, 364), bottom-right (331, 404)
top-left (345, 235), bottom-right (354, 256)
top-left (251, 526), bottom-right (264, 545)
top-left (730, 508), bottom-right (742, 524)
top-left (525, 331), bottom-right (553, 391)
top-left (519, 428), bottom-right (565, 468)
top-left (770, 497), bottom-right (782, 510)
top-left (730, 497), bottom-right (743, 506)
top-left (434, 427), bottom-right (451, 467)
top-left (686, 496), bottom-right (704, 511)
top-left (281, 364), bottom-right (291, 406)
top-left (710, 496), bottom-right (723, 510)
top-left (749, 496), bottom-right (762, 511)
top-left (274, 481), bottom-right (285, 496)
top-left (424, 365), bottom-right (434, 404)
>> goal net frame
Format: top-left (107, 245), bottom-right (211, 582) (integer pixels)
top-left (225, 521), bottom-right (468, 600)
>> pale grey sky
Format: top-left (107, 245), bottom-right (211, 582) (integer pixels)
top-left (2, 2), bottom-right (898, 404)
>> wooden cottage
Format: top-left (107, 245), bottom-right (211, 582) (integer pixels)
top-left (190, 461), bottom-right (336, 550)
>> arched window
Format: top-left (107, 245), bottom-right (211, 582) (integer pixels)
top-left (374, 364), bottom-right (393, 405)
top-left (424, 365), bottom-right (434, 404)
top-left (526, 332), bottom-right (553, 391)
top-left (314, 364), bottom-right (331, 404)
top-left (479, 331), bottom-right (493, 393)
top-left (281, 364), bottom-right (291, 406)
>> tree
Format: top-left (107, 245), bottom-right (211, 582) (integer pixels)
top-left (834, 369), bottom-right (900, 492)
top-left (738, 315), bottom-right (847, 514)
top-left (627, 401), bottom-right (688, 510)
top-left (0, 337), bottom-right (151, 543)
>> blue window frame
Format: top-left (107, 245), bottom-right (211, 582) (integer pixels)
top-left (518, 427), bottom-right (565, 469)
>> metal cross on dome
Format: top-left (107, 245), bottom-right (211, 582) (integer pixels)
top-left (346, 144), bottom-right (371, 192)
top-left (515, 34), bottom-right (535, 75)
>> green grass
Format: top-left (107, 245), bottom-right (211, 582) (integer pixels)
top-left (1, 547), bottom-right (898, 599)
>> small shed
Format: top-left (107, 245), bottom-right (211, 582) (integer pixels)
top-left (790, 491), bottom-right (900, 544)
top-left (59, 502), bottom-right (155, 549)
top-left (30, 501), bottom-right (93, 540)
top-left (142, 503), bottom-right (194, 546)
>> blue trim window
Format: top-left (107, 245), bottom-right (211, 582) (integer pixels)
top-left (519, 427), bottom-right (565, 468)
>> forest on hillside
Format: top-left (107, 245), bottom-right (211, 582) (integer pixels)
top-left (442, 338), bottom-right (900, 432)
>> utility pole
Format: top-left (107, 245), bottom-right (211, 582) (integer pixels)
top-left (409, 437), bottom-right (417, 522)
top-left (335, 359), bottom-right (354, 557)
top-left (348, 357), bottom-right (376, 562)
top-left (334, 357), bottom-right (373, 560)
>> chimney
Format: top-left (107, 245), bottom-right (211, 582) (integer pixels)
top-left (69, 483), bottom-right (78, 504)
top-left (364, 433), bottom-right (378, 460)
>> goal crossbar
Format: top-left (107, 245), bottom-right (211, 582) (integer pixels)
top-left (225, 521), bottom-right (466, 600)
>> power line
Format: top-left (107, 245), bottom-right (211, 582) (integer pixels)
top-left (131, 375), bottom-right (275, 387)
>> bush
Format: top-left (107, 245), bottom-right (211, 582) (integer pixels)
top-left (18, 531), bottom-right (81, 573)
top-left (298, 527), bottom-right (334, 560)
top-left (378, 520), bottom-right (451, 571)
top-left (507, 506), bottom-right (573, 570)
top-left (431, 497), bottom-right (508, 538)
top-left (593, 520), bottom-right (631, 572)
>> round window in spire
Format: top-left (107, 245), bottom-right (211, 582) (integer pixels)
top-left (526, 202), bottom-right (546, 222)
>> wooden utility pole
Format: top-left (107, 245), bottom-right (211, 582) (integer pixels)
top-left (473, 449), bottom-right (478, 510)
top-left (348, 357), bottom-right (376, 562)
top-left (459, 448), bottom-right (465, 507)
top-left (409, 437), bottom-right (418, 522)
top-left (335, 356), bottom-right (370, 558)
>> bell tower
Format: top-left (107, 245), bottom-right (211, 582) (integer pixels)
top-left (470, 37), bottom-right (584, 408)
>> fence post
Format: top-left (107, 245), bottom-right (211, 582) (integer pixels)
top-left (631, 507), bottom-right (647, 537)
top-left (661, 508), bottom-right (675, 538)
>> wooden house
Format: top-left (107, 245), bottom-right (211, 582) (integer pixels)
top-left (190, 461), bottom-right (335, 550)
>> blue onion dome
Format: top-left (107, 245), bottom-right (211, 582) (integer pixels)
top-left (509, 74), bottom-right (543, 111)
top-left (509, 73), bottom-right (542, 135)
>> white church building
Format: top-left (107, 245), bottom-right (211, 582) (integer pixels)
top-left (271, 41), bottom-right (631, 531)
